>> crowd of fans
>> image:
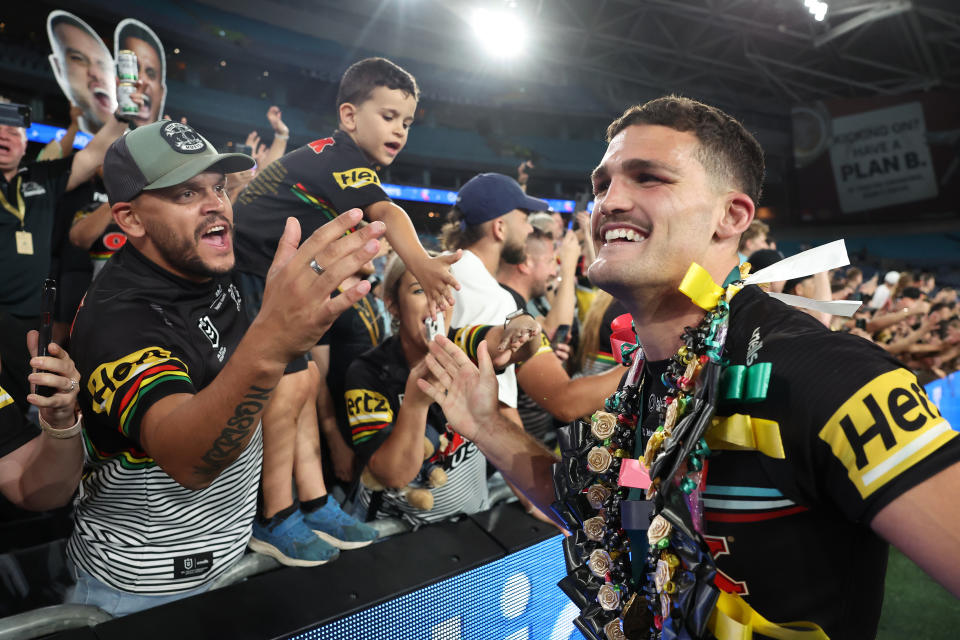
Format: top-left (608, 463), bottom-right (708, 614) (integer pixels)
top-left (738, 220), bottom-right (959, 385)
top-left (0, 49), bottom-right (957, 623)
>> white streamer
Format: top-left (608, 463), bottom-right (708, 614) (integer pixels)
top-left (767, 292), bottom-right (862, 317)
top-left (744, 239), bottom-right (850, 286)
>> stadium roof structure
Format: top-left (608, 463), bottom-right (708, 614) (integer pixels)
top-left (205, 0), bottom-right (960, 117)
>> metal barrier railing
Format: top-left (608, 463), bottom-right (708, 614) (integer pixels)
top-left (0, 604), bottom-right (112, 640)
top-left (0, 481), bottom-right (520, 639)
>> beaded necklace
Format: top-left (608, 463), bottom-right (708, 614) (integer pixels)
top-left (554, 263), bottom-right (748, 640)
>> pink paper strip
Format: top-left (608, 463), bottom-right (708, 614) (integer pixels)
top-left (618, 458), bottom-right (651, 489)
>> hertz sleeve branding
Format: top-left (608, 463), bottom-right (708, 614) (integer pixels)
top-left (819, 368), bottom-right (955, 498)
top-left (345, 388), bottom-right (394, 447)
top-left (333, 167), bottom-right (381, 190)
top-left (86, 347), bottom-right (192, 438)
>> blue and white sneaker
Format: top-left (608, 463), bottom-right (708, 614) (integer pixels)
top-left (248, 509), bottom-right (339, 566)
top-left (302, 499), bottom-right (379, 550)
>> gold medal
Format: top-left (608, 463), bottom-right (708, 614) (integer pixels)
top-left (15, 230), bottom-right (33, 255)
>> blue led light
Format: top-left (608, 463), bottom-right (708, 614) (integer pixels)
top-left (287, 535), bottom-right (579, 640)
top-left (926, 372), bottom-right (959, 432)
top-left (381, 183), bottom-right (587, 213)
top-left (25, 122), bottom-right (93, 150)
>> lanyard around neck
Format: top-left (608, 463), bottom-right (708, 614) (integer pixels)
top-left (0, 176), bottom-right (25, 226)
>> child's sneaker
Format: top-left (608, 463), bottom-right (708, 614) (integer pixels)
top-left (302, 499), bottom-right (379, 550)
top-left (249, 508), bottom-right (339, 566)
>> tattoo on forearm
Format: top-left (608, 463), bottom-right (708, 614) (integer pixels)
top-left (193, 385), bottom-right (273, 481)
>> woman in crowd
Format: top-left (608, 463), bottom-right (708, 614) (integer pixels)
top-left (1, 330), bottom-right (83, 510)
top-left (343, 254), bottom-right (540, 527)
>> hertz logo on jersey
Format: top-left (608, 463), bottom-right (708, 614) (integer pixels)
top-left (333, 168), bottom-right (381, 190)
top-left (87, 347), bottom-right (190, 418)
top-left (345, 388), bottom-right (393, 445)
top-left (819, 368), bottom-right (955, 498)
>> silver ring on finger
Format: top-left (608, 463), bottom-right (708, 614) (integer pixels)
top-left (308, 259), bottom-right (325, 277)
top-left (68, 378), bottom-right (78, 392)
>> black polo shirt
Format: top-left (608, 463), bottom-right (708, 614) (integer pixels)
top-left (0, 158), bottom-right (73, 317)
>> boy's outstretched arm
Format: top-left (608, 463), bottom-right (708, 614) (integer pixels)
top-left (367, 200), bottom-right (461, 316)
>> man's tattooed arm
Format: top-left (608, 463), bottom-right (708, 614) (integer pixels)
top-left (193, 385), bottom-right (274, 483)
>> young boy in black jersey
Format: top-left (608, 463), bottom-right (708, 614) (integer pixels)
top-left (234, 57), bottom-right (459, 314)
top-left (233, 58), bottom-right (458, 565)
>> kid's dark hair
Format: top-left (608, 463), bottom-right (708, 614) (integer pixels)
top-left (336, 57), bottom-right (420, 108)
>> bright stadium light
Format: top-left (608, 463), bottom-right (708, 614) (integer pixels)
top-left (802, 0), bottom-right (829, 21)
top-left (471, 7), bottom-right (526, 58)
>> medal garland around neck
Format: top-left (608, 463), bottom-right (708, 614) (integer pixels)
top-left (554, 265), bottom-right (748, 640)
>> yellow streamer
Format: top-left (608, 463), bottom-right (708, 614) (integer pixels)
top-left (679, 263), bottom-right (725, 311)
top-left (709, 591), bottom-right (830, 640)
top-left (707, 414), bottom-right (786, 459)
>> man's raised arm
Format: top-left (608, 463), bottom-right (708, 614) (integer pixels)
top-left (141, 212), bottom-right (384, 489)
top-left (417, 335), bottom-right (559, 519)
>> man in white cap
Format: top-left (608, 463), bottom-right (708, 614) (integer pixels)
top-left (868, 270), bottom-right (901, 310)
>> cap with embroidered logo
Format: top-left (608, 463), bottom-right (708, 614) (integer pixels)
top-left (103, 120), bottom-right (254, 204)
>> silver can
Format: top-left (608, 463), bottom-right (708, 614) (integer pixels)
top-left (117, 49), bottom-right (138, 82)
top-left (118, 82), bottom-right (139, 115)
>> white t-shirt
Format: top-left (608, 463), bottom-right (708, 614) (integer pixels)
top-left (868, 283), bottom-right (892, 310)
top-left (450, 250), bottom-right (519, 408)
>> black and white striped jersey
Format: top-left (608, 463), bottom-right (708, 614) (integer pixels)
top-left (70, 245), bottom-right (260, 595)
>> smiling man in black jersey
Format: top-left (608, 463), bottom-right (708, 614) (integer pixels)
top-left (419, 96), bottom-right (960, 639)
top-left (67, 120), bottom-right (385, 615)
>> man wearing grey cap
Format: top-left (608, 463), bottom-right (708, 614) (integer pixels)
top-left (67, 120), bottom-right (385, 614)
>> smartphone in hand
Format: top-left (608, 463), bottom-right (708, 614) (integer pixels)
top-left (35, 279), bottom-right (57, 397)
top-left (552, 323), bottom-right (571, 348)
top-left (425, 314), bottom-right (445, 342)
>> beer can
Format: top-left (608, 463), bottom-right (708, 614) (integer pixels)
top-left (118, 82), bottom-right (139, 115)
top-left (117, 49), bottom-right (138, 82)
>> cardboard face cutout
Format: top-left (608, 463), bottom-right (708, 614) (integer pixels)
top-left (46, 10), bottom-right (116, 134)
top-left (114, 19), bottom-right (167, 127)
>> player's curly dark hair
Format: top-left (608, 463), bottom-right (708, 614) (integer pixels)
top-left (336, 57), bottom-right (420, 108)
top-left (606, 95), bottom-right (765, 205)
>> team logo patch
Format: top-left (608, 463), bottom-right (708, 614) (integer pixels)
top-left (102, 231), bottom-right (127, 251)
top-left (818, 368), bottom-right (955, 498)
top-left (333, 167), bottom-right (381, 190)
top-left (198, 315), bottom-right (220, 348)
top-left (308, 137), bottom-right (334, 154)
top-left (746, 327), bottom-right (763, 365)
top-left (160, 121), bottom-right (206, 154)
top-left (21, 181), bottom-right (47, 197)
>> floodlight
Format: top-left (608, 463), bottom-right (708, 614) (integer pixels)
top-left (471, 8), bottom-right (526, 58)
top-left (801, 0), bottom-right (829, 21)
